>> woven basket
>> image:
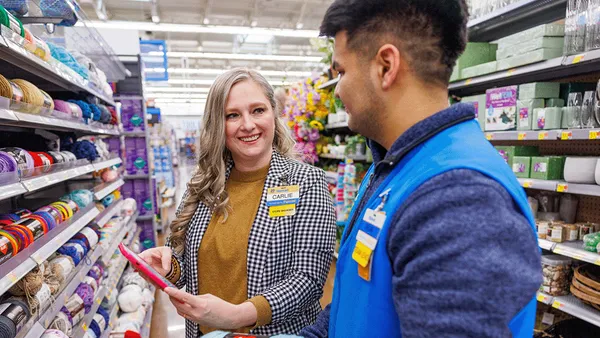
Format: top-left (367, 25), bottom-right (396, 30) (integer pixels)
top-left (571, 265), bottom-right (600, 310)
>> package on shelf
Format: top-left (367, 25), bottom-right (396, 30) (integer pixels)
top-left (546, 98), bottom-right (566, 108)
top-left (121, 100), bottom-right (145, 132)
top-left (517, 99), bottom-right (545, 130)
top-left (564, 0), bottom-right (588, 55)
top-left (512, 156), bottom-right (531, 179)
top-left (495, 145), bottom-right (538, 168)
top-left (485, 86), bottom-right (518, 131)
top-left (496, 37), bottom-right (565, 60)
top-left (531, 156), bottom-right (566, 180)
top-left (461, 60), bottom-right (498, 79)
top-left (460, 94), bottom-right (486, 130)
top-left (125, 137), bottom-right (148, 175)
top-left (541, 255), bottom-right (572, 296)
top-left (497, 48), bottom-right (563, 71)
top-left (495, 24), bottom-right (565, 48)
top-left (451, 42), bottom-right (498, 81)
top-left (519, 83), bottom-right (561, 100)
top-left (533, 107), bottom-right (563, 130)
top-left (563, 157), bottom-right (600, 184)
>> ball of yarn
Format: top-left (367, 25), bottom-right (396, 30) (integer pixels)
top-left (75, 283), bottom-right (94, 314)
top-left (121, 198), bottom-right (137, 216)
top-left (46, 256), bottom-right (74, 294)
top-left (89, 104), bottom-right (101, 121)
top-left (101, 169), bottom-right (118, 183)
top-left (101, 194), bottom-right (114, 207)
top-left (122, 272), bottom-right (148, 290)
top-left (0, 297), bottom-right (31, 338)
top-left (142, 288), bottom-right (155, 309)
top-left (8, 264), bottom-right (44, 297)
top-left (89, 319), bottom-right (102, 338)
top-left (72, 141), bottom-right (99, 161)
top-left (68, 100), bottom-right (91, 119)
top-left (96, 307), bottom-right (110, 330)
top-left (0, 147), bottom-right (34, 172)
top-left (118, 284), bottom-right (144, 313)
top-left (97, 105), bottom-right (111, 124)
top-left (57, 241), bottom-right (86, 266)
top-left (12, 79), bottom-right (45, 108)
top-left (50, 311), bottom-right (73, 336)
top-left (41, 329), bottom-right (69, 338)
top-left (0, 151), bottom-right (18, 173)
top-left (67, 190), bottom-right (94, 209)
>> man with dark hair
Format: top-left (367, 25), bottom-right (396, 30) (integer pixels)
top-left (300, 0), bottom-right (542, 337)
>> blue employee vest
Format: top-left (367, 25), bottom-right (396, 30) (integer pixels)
top-left (328, 120), bottom-right (538, 337)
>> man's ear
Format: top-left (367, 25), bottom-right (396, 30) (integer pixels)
top-left (375, 44), bottom-right (401, 90)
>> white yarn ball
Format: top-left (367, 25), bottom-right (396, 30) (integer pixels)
top-left (142, 288), bottom-right (155, 309)
top-left (41, 330), bottom-right (69, 338)
top-left (118, 284), bottom-right (144, 312)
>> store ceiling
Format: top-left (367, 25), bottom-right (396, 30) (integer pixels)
top-left (80, 0), bottom-right (332, 114)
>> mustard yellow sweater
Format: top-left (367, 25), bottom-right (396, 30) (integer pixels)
top-left (197, 165), bottom-right (272, 334)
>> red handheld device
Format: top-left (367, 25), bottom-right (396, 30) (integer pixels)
top-left (118, 243), bottom-right (176, 290)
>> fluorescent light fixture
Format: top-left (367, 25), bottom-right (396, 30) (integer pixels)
top-left (158, 51), bottom-right (321, 62)
top-left (167, 79), bottom-right (292, 86)
top-left (203, 18), bottom-right (210, 25)
top-left (296, 23), bottom-right (304, 29)
top-left (251, 20), bottom-right (258, 27)
top-left (145, 87), bottom-right (211, 93)
top-left (152, 15), bottom-right (160, 24)
top-left (79, 20), bottom-right (319, 38)
top-left (145, 68), bottom-right (312, 77)
top-left (155, 99), bottom-right (207, 104)
top-left (146, 93), bottom-right (208, 99)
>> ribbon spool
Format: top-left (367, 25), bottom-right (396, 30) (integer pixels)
top-left (33, 211), bottom-right (57, 231)
top-left (0, 74), bottom-right (23, 102)
top-left (0, 297), bottom-right (30, 338)
top-left (0, 4), bottom-right (25, 37)
top-left (59, 151), bottom-right (77, 162)
top-left (4, 224), bottom-right (34, 248)
top-left (0, 230), bottom-right (18, 265)
top-left (14, 214), bottom-right (48, 239)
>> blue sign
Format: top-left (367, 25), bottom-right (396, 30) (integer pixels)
top-left (140, 40), bottom-right (169, 82)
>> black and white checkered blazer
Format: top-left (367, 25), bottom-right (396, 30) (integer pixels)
top-left (168, 150), bottom-right (336, 337)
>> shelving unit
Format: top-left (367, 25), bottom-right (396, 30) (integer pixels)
top-left (0, 109), bottom-right (120, 135)
top-left (517, 178), bottom-right (600, 197)
top-left (536, 292), bottom-right (600, 328)
top-left (320, 153), bottom-right (370, 162)
top-left (72, 287), bottom-right (109, 337)
top-left (484, 129), bottom-right (600, 141)
top-left (96, 199), bottom-right (124, 227)
top-left (101, 212), bottom-right (139, 265)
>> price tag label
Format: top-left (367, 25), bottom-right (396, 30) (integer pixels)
top-left (485, 133), bottom-right (494, 141)
top-left (465, 78), bottom-right (473, 85)
top-left (590, 130), bottom-right (599, 140)
top-left (96, 297), bottom-right (102, 305)
top-left (7, 272), bottom-right (18, 283)
top-left (561, 131), bottom-right (572, 140)
top-left (552, 300), bottom-right (563, 309)
top-left (82, 323), bottom-right (88, 331)
top-left (517, 132), bottom-right (526, 140)
top-left (557, 183), bottom-right (569, 193)
top-left (572, 54), bottom-right (586, 64)
top-left (507, 69), bottom-right (516, 76)
top-left (538, 132), bottom-right (549, 140)
top-left (594, 258), bottom-right (600, 266)
top-left (537, 293), bottom-right (548, 303)
top-left (522, 180), bottom-right (533, 188)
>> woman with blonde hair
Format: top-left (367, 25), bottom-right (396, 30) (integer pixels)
top-left (140, 68), bottom-right (336, 337)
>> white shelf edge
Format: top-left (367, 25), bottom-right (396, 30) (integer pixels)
top-left (94, 178), bottom-right (125, 201)
top-left (552, 294), bottom-right (600, 328)
top-left (11, 111), bottom-right (118, 135)
top-left (96, 200), bottom-right (125, 227)
top-left (537, 291), bottom-right (555, 305)
top-left (140, 304), bottom-right (154, 338)
top-left (101, 212), bottom-right (138, 264)
top-left (93, 158), bottom-right (123, 171)
top-left (518, 178), bottom-right (600, 197)
top-left (484, 129), bottom-right (600, 141)
top-left (0, 182), bottom-right (27, 202)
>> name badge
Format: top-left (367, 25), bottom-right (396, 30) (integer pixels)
top-left (352, 209), bottom-right (387, 268)
top-left (267, 185), bottom-right (300, 218)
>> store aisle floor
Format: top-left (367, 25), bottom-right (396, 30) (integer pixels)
top-left (150, 157), bottom-right (336, 337)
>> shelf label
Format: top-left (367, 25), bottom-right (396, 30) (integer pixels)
top-left (465, 78), bottom-right (473, 85)
top-left (561, 131), bottom-right (572, 140)
top-left (522, 180), bottom-right (533, 188)
top-left (537, 293), bottom-right (549, 303)
top-left (518, 132), bottom-right (526, 140)
top-left (590, 130), bottom-right (599, 140)
top-left (572, 54), bottom-right (586, 64)
top-left (82, 323), bottom-right (88, 331)
top-left (538, 132), bottom-right (549, 140)
top-left (96, 297), bottom-right (102, 305)
top-left (485, 133), bottom-right (494, 141)
top-left (507, 69), bottom-right (516, 76)
top-left (7, 272), bottom-right (18, 283)
top-left (552, 300), bottom-right (563, 309)
top-left (557, 184), bottom-right (569, 193)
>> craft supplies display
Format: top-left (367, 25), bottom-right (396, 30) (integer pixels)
top-left (113, 271), bottom-right (154, 335)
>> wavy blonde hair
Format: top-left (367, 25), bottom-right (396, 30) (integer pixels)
top-left (169, 68), bottom-right (296, 255)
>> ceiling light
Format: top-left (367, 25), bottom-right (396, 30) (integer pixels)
top-left (145, 87), bottom-right (211, 93)
top-left (79, 20), bottom-right (319, 38)
top-left (152, 15), bottom-right (160, 24)
top-left (146, 93), bottom-right (208, 99)
top-left (146, 68), bottom-right (312, 77)
top-left (203, 18), bottom-right (210, 25)
top-left (250, 20), bottom-right (258, 27)
top-left (296, 23), bottom-right (304, 29)
top-left (167, 79), bottom-right (292, 86)
top-left (155, 99), bottom-right (207, 104)
top-left (162, 51), bottom-right (321, 62)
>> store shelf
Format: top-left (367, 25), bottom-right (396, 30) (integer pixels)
top-left (467, 0), bottom-right (568, 42)
top-left (72, 287), bottom-right (109, 338)
top-left (325, 171), bottom-right (338, 182)
top-left (537, 291), bottom-right (555, 305)
top-left (0, 27), bottom-right (116, 106)
top-left (0, 181), bottom-right (27, 201)
top-left (93, 157), bottom-right (123, 171)
top-left (137, 214), bottom-right (154, 221)
top-left (0, 110), bottom-right (119, 135)
top-left (25, 242), bottom-right (108, 337)
top-left (100, 304), bottom-right (120, 338)
top-left (101, 212), bottom-right (139, 265)
top-left (94, 179), bottom-right (125, 200)
top-left (96, 200), bottom-right (124, 227)
top-left (124, 173), bottom-right (150, 179)
top-left (141, 303), bottom-right (154, 338)
top-left (123, 131), bottom-right (147, 137)
top-left (449, 48), bottom-right (600, 97)
top-left (320, 153), bottom-right (370, 162)
top-left (539, 238), bottom-right (556, 251)
top-left (553, 241), bottom-right (600, 266)
top-left (318, 78), bottom-right (339, 90)
top-left (115, 95), bottom-right (145, 100)
top-left (484, 129), bottom-right (600, 141)
top-left (518, 178), bottom-right (600, 197)
top-left (0, 204), bottom-right (100, 297)
top-left (326, 121), bottom-right (349, 130)
top-left (552, 295), bottom-right (600, 327)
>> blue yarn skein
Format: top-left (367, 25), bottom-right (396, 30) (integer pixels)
top-left (57, 239), bottom-right (87, 265)
top-left (68, 190), bottom-right (93, 209)
top-left (72, 141), bottom-right (99, 161)
top-left (96, 307), bottom-right (109, 330)
top-left (68, 100), bottom-right (92, 120)
top-left (89, 105), bottom-right (101, 121)
top-left (101, 194), bottom-right (114, 207)
top-left (89, 319), bottom-right (102, 338)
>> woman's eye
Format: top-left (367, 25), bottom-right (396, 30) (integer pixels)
top-left (226, 113), bottom-right (238, 119)
top-left (254, 108), bottom-right (265, 114)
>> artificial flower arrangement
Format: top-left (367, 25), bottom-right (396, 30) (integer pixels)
top-left (283, 73), bottom-right (336, 164)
